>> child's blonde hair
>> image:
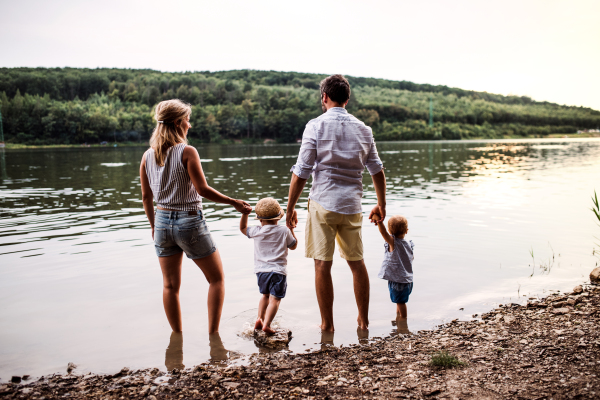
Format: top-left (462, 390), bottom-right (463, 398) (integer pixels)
top-left (149, 99), bottom-right (191, 166)
top-left (388, 215), bottom-right (408, 237)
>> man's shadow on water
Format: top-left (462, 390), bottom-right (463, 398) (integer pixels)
top-left (165, 332), bottom-right (236, 370)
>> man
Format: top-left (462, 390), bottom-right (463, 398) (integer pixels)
top-left (286, 74), bottom-right (386, 332)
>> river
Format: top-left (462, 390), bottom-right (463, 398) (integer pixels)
top-left (0, 138), bottom-right (598, 380)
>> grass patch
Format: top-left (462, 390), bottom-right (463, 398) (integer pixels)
top-left (429, 350), bottom-right (467, 368)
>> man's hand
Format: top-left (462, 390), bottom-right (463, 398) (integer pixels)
top-left (286, 209), bottom-right (298, 230)
top-left (369, 204), bottom-right (386, 225)
top-left (234, 199), bottom-right (252, 215)
top-left (286, 173), bottom-right (306, 230)
top-left (370, 170), bottom-right (386, 225)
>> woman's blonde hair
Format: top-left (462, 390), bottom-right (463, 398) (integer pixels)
top-left (149, 99), bottom-right (192, 166)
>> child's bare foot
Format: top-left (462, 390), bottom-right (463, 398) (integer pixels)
top-left (254, 318), bottom-right (263, 330)
top-left (262, 326), bottom-right (276, 336)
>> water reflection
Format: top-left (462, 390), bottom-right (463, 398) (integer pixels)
top-left (356, 327), bottom-right (369, 345)
top-left (209, 333), bottom-right (229, 365)
top-left (0, 148), bottom-right (7, 182)
top-left (320, 331), bottom-right (334, 350)
top-left (2, 140), bottom-right (599, 238)
top-left (391, 317), bottom-right (411, 336)
top-left (165, 332), bottom-right (184, 371)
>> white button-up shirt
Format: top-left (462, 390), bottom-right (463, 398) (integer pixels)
top-left (290, 107), bottom-right (384, 215)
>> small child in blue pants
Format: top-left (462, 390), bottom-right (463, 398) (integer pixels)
top-left (375, 215), bottom-right (414, 320)
top-left (240, 197), bottom-right (297, 335)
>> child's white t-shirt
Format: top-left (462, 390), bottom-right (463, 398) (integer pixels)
top-left (246, 224), bottom-right (297, 275)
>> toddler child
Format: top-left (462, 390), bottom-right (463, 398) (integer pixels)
top-left (240, 197), bottom-right (297, 335)
top-left (374, 215), bottom-right (414, 320)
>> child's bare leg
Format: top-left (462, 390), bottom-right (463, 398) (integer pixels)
top-left (255, 294), bottom-right (269, 330)
top-left (396, 303), bottom-right (407, 319)
top-left (262, 296), bottom-right (281, 335)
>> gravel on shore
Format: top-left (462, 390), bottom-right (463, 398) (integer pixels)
top-left (2, 284), bottom-right (600, 399)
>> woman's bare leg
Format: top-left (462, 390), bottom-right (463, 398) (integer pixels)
top-left (159, 253), bottom-right (184, 332)
top-left (192, 249), bottom-right (225, 334)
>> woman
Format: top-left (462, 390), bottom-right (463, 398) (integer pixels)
top-left (140, 99), bottom-right (251, 334)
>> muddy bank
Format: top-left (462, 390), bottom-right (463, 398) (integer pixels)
top-left (3, 283), bottom-right (600, 399)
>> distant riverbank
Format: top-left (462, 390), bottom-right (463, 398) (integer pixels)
top-left (2, 133), bottom-right (599, 149)
top-left (3, 68), bottom-right (600, 145)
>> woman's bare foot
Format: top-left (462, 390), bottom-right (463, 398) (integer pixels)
top-left (262, 326), bottom-right (276, 336)
top-left (254, 318), bottom-right (263, 330)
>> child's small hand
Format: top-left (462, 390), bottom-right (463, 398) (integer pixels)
top-left (370, 212), bottom-right (381, 224)
top-left (369, 205), bottom-right (386, 225)
top-left (233, 199), bottom-right (252, 214)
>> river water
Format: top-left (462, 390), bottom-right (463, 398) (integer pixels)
top-left (0, 138), bottom-right (599, 380)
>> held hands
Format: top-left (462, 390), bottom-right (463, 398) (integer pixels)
top-left (286, 209), bottom-right (298, 230)
top-left (233, 199), bottom-right (252, 215)
top-left (368, 204), bottom-right (386, 225)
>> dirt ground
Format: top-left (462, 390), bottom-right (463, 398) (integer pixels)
top-left (2, 283), bottom-right (600, 399)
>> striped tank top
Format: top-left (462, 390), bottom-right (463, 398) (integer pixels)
top-left (145, 143), bottom-right (202, 211)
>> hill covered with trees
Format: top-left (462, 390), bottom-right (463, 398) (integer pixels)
top-left (1, 67), bottom-right (599, 145)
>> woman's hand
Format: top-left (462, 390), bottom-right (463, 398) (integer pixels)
top-left (233, 199), bottom-right (252, 215)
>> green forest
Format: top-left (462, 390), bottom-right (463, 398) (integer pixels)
top-left (1, 67), bottom-right (599, 145)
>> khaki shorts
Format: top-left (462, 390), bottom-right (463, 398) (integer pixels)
top-left (305, 200), bottom-right (363, 261)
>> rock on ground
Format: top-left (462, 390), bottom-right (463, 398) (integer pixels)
top-left (253, 328), bottom-right (292, 350)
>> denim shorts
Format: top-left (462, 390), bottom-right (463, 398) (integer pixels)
top-left (388, 281), bottom-right (413, 304)
top-left (154, 209), bottom-right (217, 259)
top-left (257, 272), bottom-right (287, 299)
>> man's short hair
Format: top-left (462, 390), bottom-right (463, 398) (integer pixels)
top-left (320, 74), bottom-right (351, 104)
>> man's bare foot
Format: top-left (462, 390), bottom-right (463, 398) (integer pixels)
top-left (254, 318), bottom-right (263, 330)
top-left (262, 326), bottom-right (276, 336)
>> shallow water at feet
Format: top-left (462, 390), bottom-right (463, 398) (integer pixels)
top-left (0, 138), bottom-right (599, 379)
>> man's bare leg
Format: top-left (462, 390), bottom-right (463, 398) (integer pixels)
top-left (314, 259), bottom-right (334, 332)
top-left (347, 259), bottom-right (370, 330)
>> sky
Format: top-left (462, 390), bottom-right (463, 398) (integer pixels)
top-left (1, 0), bottom-right (599, 110)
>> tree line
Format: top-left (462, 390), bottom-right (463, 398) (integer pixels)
top-left (1, 67), bottom-right (599, 145)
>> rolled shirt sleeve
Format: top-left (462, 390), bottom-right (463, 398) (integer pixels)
top-left (365, 140), bottom-right (384, 176)
top-left (290, 123), bottom-right (317, 179)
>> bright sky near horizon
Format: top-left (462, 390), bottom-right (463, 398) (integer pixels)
top-left (1, 0), bottom-right (599, 110)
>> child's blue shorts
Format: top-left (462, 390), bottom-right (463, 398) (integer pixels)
top-left (388, 281), bottom-right (413, 304)
top-left (257, 272), bottom-right (287, 299)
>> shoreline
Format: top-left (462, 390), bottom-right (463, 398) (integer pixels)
top-left (2, 133), bottom-right (600, 149)
top-left (3, 279), bottom-right (599, 399)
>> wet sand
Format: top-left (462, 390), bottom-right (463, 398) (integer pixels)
top-left (3, 280), bottom-right (600, 399)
